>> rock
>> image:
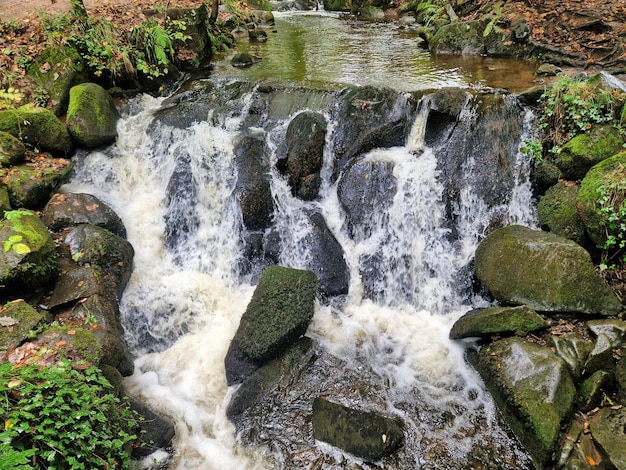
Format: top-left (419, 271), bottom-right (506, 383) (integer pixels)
top-left (249, 29), bottom-right (268, 42)
top-left (1, 156), bottom-right (73, 209)
top-left (66, 83), bottom-right (120, 148)
top-left (537, 182), bottom-right (586, 245)
top-left (231, 52), bottom-right (257, 68)
top-left (577, 370), bottom-right (611, 412)
top-left (26, 45), bottom-right (88, 116)
top-left (129, 396), bottom-right (176, 458)
top-left (576, 151), bottom-right (626, 248)
top-left (331, 86), bottom-right (412, 179)
top-left (474, 225), bottom-right (621, 315)
top-left (0, 106), bottom-right (72, 154)
top-left (588, 319), bottom-right (626, 347)
top-left (548, 334), bottom-right (592, 380)
top-left (449, 305), bottom-right (547, 339)
top-left (37, 325), bottom-right (103, 365)
top-left (163, 153), bottom-right (198, 250)
top-left (61, 224), bottom-right (134, 298)
top-left (535, 63), bottom-right (561, 76)
top-left (556, 125), bottom-right (625, 181)
top-left (48, 265), bottom-right (106, 309)
top-left (0, 131), bottom-right (26, 167)
top-left (531, 159), bottom-right (561, 194)
top-left (617, 352), bottom-right (626, 404)
top-left (235, 134), bottom-right (274, 230)
top-left (305, 211), bottom-right (350, 299)
top-left (166, 5), bottom-right (213, 70)
top-left (428, 20), bottom-right (486, 55)
top-left (0, 209), bottom-right (58, 289)
top-left (224, 265), bottom-right (318, 384)
top-left (474, 337), bottom-right (576, 468)
top-left (0, 186), bottom-right (10, 213)
top-left (0, 299), bottom-right (45, 350)
top-left (279, 111), bottom-right (327, 201)
top-left (516, 85), bottom-right (549, 106)
top-left (584, 320), bottom-right (625, 376)
top-left (42, 192), bottom-right (127, 237)
top-left (337, 156), bottom-right (397, 239)
top-left (311, 396), bottom-right (404, 461)
top-left (589, 407), bottom-right (626, 470)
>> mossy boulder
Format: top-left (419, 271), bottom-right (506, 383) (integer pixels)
top-left (0, 299), bottom-right (45, 350)
top-left (27, 45), bottom-right (88, 116)
top-left (556, 125), bottom-right (625, 181)
top-left (588, 407), bottom-right (626, 470)
top-left (225, 265), bottom-right (318, 384)
top-left (474, 337), bottom-right (576, 468)
top-left (37, 324), bottom-right (103, 365)
top-left (61, 224), bottom-right (134, 297)
top-left (66, 83), bottom-right (120, 148)
top-left (0, 209), bottom-right (58, 289)
top-left (449, 305), bottom-right (548, 339)
top-left (0, 156), bottom-right (73, 209)
top-left (429, 20), bottom-right (487, 55)
top-left (474, 225), bottom-right (621, 315)
top-left (577, 370), bottom-right (611, 412)
top-left (311, 396), bottom-right (404, 461)
top-left (0, 106), bottom-right (72, 154)
top-left (576, 151), bottom-right (626, 248)
top-left (537, 182), bottom-right (586, 245)
top-left (42, 192), bottom-right (127, 237)
top-left (0, 130), bottom-right (26, 167)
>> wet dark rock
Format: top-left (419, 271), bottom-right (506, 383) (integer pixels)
top-left (164, 153), bottom-right (199, 249)
top-left (224, 265), bottom-right (318, 384)
top-left (474, 337), bottom-right (576, 468)
top-left (67, 83), bottom-right (120, 148)
top-left (1, 157), bottom-right (73, 209)
top-left (537, 182), bottom-right (586, 246)
top-left (531, 159), bottom-right (561, 194)
top-left (129, 396), bottom-right (176, 458)
top-left (474, 225), bottom-right (621, 315)
top-left (235, 134), bottom-right (274, 230)
top-left (48, 265), bottom-right (106, 309)
top-left (231, 52), bottom-right (258, 68)
top-left (61, 224), bottom-right (134, 298)
top-left (42, 192), bottom-right (127, 237)
top-left (280, 111), bottom-right (327, 200)
top-left (0, 299), bottom-right (45, 350)
top-left (589, 407), bottom-right (626, 470)
top-left (449, 305), bottom-right (547, 339)
top-left (331, 86), bottom-right (413, 180)
top-left (337, 156), bottom-right (396, 239)
top-left (311, 396), bottom-right (404, 461)
top-left (305, 211), bottom-right (349, 299)
top-left (249, 29), bottom-right (268, 42)
top-left (516, 85), bottom-right (548, 106)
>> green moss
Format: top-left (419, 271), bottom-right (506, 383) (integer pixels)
top-left (42, 324), bottom-right (103, 365)
top-left (0, 299), bottom-right (45, 350)
top-left (66, 83), bottom-right (119, 147)
top-left (537, 182), bottom-right (586, 245)
top-left (0, 106), bottom-right (72, 154)
top-left (449, 305), bottom-right (547, 339)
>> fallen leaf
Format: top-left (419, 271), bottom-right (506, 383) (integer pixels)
top-left (67, 329), bottom-right (76, 335)
top-left (586, 456), bottom-right (596, 466)
top-left (0, 316), bottom-right (18, 327)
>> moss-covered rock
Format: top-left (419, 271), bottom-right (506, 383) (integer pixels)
top-left (589, 407), bottom-right (626, 470)
top-left (66, 83), bottom-right (120, 148)
top-left (0, 106), bottom-right (72, 154)
top-left (537, 182), bottom-right (586, 245)
top-left (474, 225), bottom-right (621, 315)
top-left (474, 337), bottom-right (576, 468)
top-left (38, 324), bottom-right (103, 365)
top-left (0, 299), bottom-right (45, 350)
top-left (429, 20), bottom-right (487, 55)
top-left (548, 334), bottom-right (592, 381)
top-left (0, 209), bottom-right (58, 289)
top-left (449, 305), bottom-right (548, 339)
top-left (26, 45), bottom-right (88, 116)
top-left (556, 125), bottom-right (625, 181)
top-left (0, 156), bottom-right (73, 209)
top-left (0, 186), bottom-right (11, 213)
top-left (0, 130), bottom-right (26, 167)
top-left (577, 370), bottom-right (611, 412)
top-left (576, 152), bottom-right (626, 248)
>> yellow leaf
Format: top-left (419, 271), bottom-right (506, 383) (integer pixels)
top-left (5, 419), bottom-right (14, 430)
top-left (586, 456), bottom-right (596, 466)
top-left (7, 379), bottom-right (21, 388)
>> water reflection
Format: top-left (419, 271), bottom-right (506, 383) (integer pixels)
top-left (211, 11), bottom-right (543, 92)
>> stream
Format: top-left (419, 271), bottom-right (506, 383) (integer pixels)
top-left (63, 11), bottom-right (541, 470)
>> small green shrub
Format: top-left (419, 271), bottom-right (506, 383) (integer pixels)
top-left (520, 138), bottom-right (543, 163)
top-left (0, 361), bottom-right (138, 469)
top-left (595, 163), bottom-right (626, 269)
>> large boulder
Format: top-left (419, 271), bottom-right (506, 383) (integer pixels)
top-left (311, 396), bottom-right (404, 461)
top-left (1, 157), bottom-right (73, 209)
top-left (0, 131), bottom-right (26, 167)
top-left (224, 265), bottom-right (318, 385)
top-left (279, 111), bottom-right (327, 200)
top-left (66, 83), bottom-right (120, 148)
top-left (449, 305), bottom-right (547, 339)
top-left (165, 5), bottom-right (213, 70)
top-left (474, 337), bottom-right (576, 468)
top-left (0, 106), bottom-right (72, 154)
top-left (537, 182), bottom-right (586, 245)
top-left (428, 20), bottom-right (487, 55)
top-left (42, 192), bottom-right (127, 237)
top-left (556, 125), bottom-right (625, 181)
top-left (474, 225), bottom-right (621, 315)
top-left (576, 151), bottom-right (626, 248)
top-left (0, 209), bottom-right (58, 289)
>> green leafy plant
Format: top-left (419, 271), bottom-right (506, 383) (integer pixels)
top-left (595, 164), bottom-right (626, 270)
top-left (483, 2), bottom-right (504, 37)
top-left (0, 361), bottom-right (138, 469)
top-left (520, 138), bottom-right (543, 162)
top-left (0, 87), bottom-right (25, 110)
top-left (131, 18), bottom-right (176, 78)
top-left (3, 235), bottom-right (31, 255)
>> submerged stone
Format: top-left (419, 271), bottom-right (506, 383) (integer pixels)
top-left (311, 396), bottom-right (404, 461)
top-left (474, 225), bottom-right (621, 315)
top-left (449, 305), bottom-right (547, 339)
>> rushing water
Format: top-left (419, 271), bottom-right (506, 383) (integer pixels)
top-left (63, 12), bottom-right (541, 470)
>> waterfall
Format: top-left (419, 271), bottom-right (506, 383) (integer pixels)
top-left (63, 82), bottom-right (537, 469)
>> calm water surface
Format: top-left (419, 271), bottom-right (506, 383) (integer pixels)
top-left (211, 11), bottom-right (544, 92)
